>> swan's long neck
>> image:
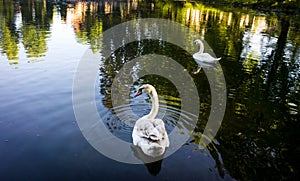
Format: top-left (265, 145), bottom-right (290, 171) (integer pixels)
top-left (147, 89), bottom-right (159, 119)
top-left (198, 40), bottom-right (204, 53)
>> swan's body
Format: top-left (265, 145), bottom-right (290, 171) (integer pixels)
top-left (132, 84), bottom-right (169, 157)
top-left (193, 39), bottom-right (221, 64)
top-left (192, 60), bottom-right (218, 74)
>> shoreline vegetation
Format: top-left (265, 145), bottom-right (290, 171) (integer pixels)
top-left (58, 0), bottom-right (300, 15)
top-left (160, 0), bottom-right (300, 15)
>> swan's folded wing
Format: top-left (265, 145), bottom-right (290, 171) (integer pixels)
top-left (135, 120), bottom-right (160, 140)
top-left (153, 119), bottom-right (169, 147)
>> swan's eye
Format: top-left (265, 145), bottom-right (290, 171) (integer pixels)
top-left (134, 88), bottom-right (144, 97)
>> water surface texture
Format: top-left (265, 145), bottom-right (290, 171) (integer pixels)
top-left (0, 0), bottom-right (299, 180)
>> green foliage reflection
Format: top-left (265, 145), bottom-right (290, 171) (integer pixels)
top-left (0, 20), bottom-right (18, 60)
top-left (22, 24), bottom-right (48, 58)
top-left (0, 0), bottom-right (52, 62)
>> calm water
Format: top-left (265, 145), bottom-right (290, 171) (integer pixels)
top-left (0, 0), bottom-right (299, 180)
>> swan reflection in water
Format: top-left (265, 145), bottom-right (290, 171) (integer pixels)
top-left (193, 39), bottom-right (221, 74)
top-left (131, 145), bottom-right (165, 176)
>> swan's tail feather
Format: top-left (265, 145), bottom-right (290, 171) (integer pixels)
top-left (148, 128), bottom-right (162, 141)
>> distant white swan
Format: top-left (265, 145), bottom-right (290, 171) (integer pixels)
top-left (193, 39), bottom-right (221, 64)
top-left (132, 84), bottom-right (169, 157)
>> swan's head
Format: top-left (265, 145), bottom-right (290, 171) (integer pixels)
top-left (194, 39), bottom-right (202, 45)
top-left (134, 84), bottom-right (155, 97)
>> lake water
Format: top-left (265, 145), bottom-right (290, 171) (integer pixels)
top-left (0, 0), bottom-right (299, 180)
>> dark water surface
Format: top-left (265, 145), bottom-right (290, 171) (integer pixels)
top-left (0, 0), bottom-right (299, 180)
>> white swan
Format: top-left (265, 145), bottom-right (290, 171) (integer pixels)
top-left (132, 84), bottom-right (169, 157)
top-left (193, 39), bottom-right (221, 64)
